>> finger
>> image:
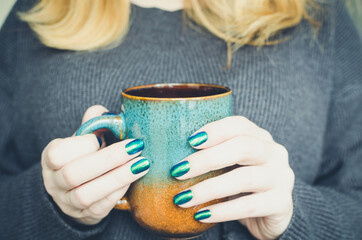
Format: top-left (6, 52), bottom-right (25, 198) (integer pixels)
top-left (188, 116), bottom-right (273, 150)
top-left (43, 105), bottom-right (109, 170)
top-left (42, 134), bottom-right (101, 170)
top-left (194, 190), bottom-right (292, 223)
top-left (174, 166), bottom-right (276, 208)
top-left (65, 157), bottom-right (150, 209)
top-left (48, 186), bottom-right (128, 221)
top-left (54, 138), bottom-right (145, 190)
top-left (172, 135), bottom-right (287, 180)
top-left (82, 187), bottom-right (128, 219)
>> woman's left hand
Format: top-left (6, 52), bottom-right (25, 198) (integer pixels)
top-left (171, 116), bottom-right (295, 240)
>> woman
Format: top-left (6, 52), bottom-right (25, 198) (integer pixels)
top-left (0, 0), bottom-right (361, 239)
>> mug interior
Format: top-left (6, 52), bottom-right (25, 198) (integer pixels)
top-left (123, 83), bottom-right (230, 99)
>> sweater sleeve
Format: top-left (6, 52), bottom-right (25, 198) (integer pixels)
top-left (0, 2), bottom-right (108, 239)
top-left (280, 2), bottom-right (362, 240)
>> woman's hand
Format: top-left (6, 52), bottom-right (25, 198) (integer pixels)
top-left (41, 105), bottom-right (150, 225)
top-left (171, 116), bottom-right (295, 240)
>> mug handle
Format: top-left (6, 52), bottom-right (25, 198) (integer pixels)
top-left (75, 113), bottom-right (127, 140)
top-left (75, 112), bottom-right (131, 211)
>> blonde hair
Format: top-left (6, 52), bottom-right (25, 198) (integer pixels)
top-left (19, 0), bottom-right (317, 67)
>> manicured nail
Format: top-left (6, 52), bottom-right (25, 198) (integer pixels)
top-left (173, 190), bottom-right (193, 205)
top-left (131, 158), bottom-right (150, 174)
top-left (102, 112), bottom-right (117, 116)
top-left (96, 136), bottom-right (102, 147)
top-left (125, 139), bottom-right (144, 155)
top-left (188, 131), bottom-right (208, 147)
top-left (170, 161), bottom-right (190, 178)
top-left (194, 210), bottom-right (211, 221)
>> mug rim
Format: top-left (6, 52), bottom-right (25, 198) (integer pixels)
top-left (121, 83), bottom-right (232, 101)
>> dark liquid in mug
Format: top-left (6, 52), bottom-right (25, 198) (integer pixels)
top-left (125, 84), bottom-right (230, 98)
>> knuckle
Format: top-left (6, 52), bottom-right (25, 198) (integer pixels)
top-left (43, 177), bottom-right (56, 196)
top-left (198, 178), bottom-right (218, 198)
top-left (277, 192), bottom-right (293, 212)
top-left (274, 144), bottom-right (289, 164)
top-left (107, 148), bottom-right (122, 165)
top-left (102, 143), bottom-right (124, 165)
top-left (233, 116), bottom-right (249, 124)
top-left (273, 166), bottom-right (294, 190)
top-left (59, 205), bottom-right (71, 215)
top-left (61, 166), bottom-right (78, 189)
top-left (105, 193), bottom-right (119, 205)
top-left (231, 116), bottom-right (251, 130)
top-left (74, 189), bottom-right (92, 208)
top-left (46, 139), bottom-right (63, 168)
top-left (65, 192), bottom-right (75, 207)
top-left (52, 193), bottom-right (69, 210)
top-left (244, 201), bottom-right (257, 216)
top-left (237, 136), bottom-right (258, 154)
top-left (259, 129), bottom-right (273, 141)
top-left (112, 171), bottom-right (128, 189)
top-left (41, 155), bottom-right (46, 169)
top-left (285, 167), bottom-right (295, 187)
top-left (209, 158), bottom-right (224, 172)
top-left (107, 190), bottom-right (124, 203)
top-left (85, 105), bottom-right (104, 114)
top-left (88, 204), bottom-right (106, 217)
top-left (46, 151), bottom-right (58, 168)
top-left (286, 167), bottom-right (295, 180)
top-left (235, 135), bottom-right (248, 147)
top-left (54, 197), bottom-right (66, 210)
top-left (240, 168), bottom-right (255, 189)
top-left (49, 138), bottom-right (63, 148)
top-left (59, 205), bottom-right (77, 218)
top-left (84, 105), bottom-right (107, 118)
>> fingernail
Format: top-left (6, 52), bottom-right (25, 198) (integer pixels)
top-left (194, 210), bottom-right (211, 221)
top-left (131, 158), bottom-right (150, 174)
top-left (125, 139), bottom-right (144, 155)
top-left (188, 131), bottom-right (208, 147)
top-left (173, 190), bottom-right (193, 205)
top-left (96, 136), bottom-right (102, 147)
top-left (170, 161), bottom-right (190, 178)
top-left (102, 112), bottom-right (117, 116)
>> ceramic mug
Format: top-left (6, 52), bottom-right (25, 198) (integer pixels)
top-left (76, 83), bottom-right (232, 239)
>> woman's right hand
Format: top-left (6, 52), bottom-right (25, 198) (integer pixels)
top-left (41, 105), bottom-right (150, 225)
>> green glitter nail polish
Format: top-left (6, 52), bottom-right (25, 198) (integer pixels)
top-left (194, 210), bottom-right (211, 221)
top-left (188, 131), bottom-right (208, 147)
top-left (170, 161), bottom-right (190, 178)
top-left (131, 158), bottom-right (150, 175)
top-left (125, 139), bottom-right (144, 155)
top-left (173, 190), bottom-right (193, 205)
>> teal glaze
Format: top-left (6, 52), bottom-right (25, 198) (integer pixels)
top-left (125, 139), bottom-right (145, 155)
top-left (131, 158), bottom-right (150, 174)
top-left (188, 131), bottom-right (208, 147)
top-left (75, 114), bottom-right (126, 139)
top-left (173, 190), bottom-right (193, 205)
top-left (194, 210), bottom-right (211, 221)
top-left (123, 91), bottom-right (232, 183)
top-left (170, 161), bottom-right (190, 178)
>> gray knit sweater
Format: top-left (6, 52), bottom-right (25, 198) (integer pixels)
top-left (0, 0), bottom-right (361, 239)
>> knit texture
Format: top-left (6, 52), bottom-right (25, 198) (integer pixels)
top-left (0, 0), bottom-right (361, 239)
